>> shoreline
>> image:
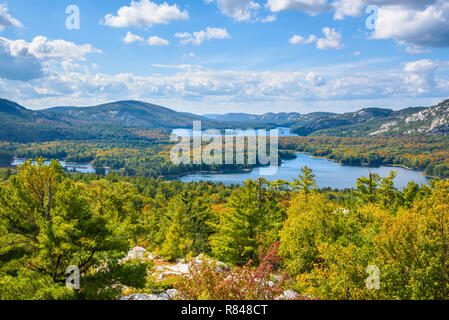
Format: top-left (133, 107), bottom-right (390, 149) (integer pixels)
top-left (295, 151), bottom-right (434, 179)
top-left (160, 168), bottom-right (254, 179)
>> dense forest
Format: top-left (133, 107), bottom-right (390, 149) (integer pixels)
top-left (1, 159), bottom-right (448, 300)
top-left (3, 133), bottom-right (449, 180)
top-left (280, 136), bottom-right (449, 179)
top-left (1, 98), bottom-right (449, 300)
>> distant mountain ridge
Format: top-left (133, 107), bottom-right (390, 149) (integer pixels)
top-left (0, 98), bottom-right (448, 142)
top-left (42, 100), bottom-right (207, 129)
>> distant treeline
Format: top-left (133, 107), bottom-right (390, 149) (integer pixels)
top-left (279, 136), bottom-right (449, 179)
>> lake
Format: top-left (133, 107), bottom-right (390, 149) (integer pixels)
top-left (171, 127), bottom-right (298, 137)
top-left (174, 153), bottom-right (430, 189)
top-left (11, 159), bottom-right (97, 174)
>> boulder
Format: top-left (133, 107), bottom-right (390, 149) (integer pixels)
top-left (121, 247), bottom-right (154, 263)
top-left (277, 289), bottom-right (300, 300)
top-left (121, 293), bottom-right (152, 301)
top-left (120, 292), bottom-right (170, 301)
top-left (166, 289), bottom-right (180, 300)
top-left (193, 255), bottom-right (230, 272)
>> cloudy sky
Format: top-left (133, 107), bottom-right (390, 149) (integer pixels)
top-left (0, 0), bottom-right (448, 114)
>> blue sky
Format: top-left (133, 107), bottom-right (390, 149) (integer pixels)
top-left (0, 0), bottom-right (448, 114)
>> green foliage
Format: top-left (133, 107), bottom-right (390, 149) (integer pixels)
top-left (211, 178), bottom-right (286, 266)
top-left (2, 155), bottom-right (449, 301)
top-left (79, 259), bottom-right (152, 300)
top-left (292, 165), bottom-right (316, 194)
top-left (160, 196), bottom-right (194, 260)
top-left (0, 269), bottom-right (76, 300)
top-left (280, 135), bottom-right (449, 179)
top-left (0, 159), bottom-right (145, 300)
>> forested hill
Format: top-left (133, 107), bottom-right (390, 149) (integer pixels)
top-left (204, 99), bottom-right (449, 137)
top-left (1, 98), bottom-right (448, 142)
top-left (0, 99), bottom-right (217, 142)
top-left (42, 100), bottom-right (207, 128)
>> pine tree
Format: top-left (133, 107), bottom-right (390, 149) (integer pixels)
top-left (160, 196), bottom-right (193, 260)
top-left (211, 179), bottom-right (284, 266)
top-left (292, 166), bottom-right (317, 195)
top-left (355, 172), bottom-right (381, 203)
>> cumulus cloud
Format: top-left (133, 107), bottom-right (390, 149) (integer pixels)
top-left (267, 0), bottom-right (331, 15)
top-left (305, 72), bottom-right (326, 86)
top-left (265, 0), bottom-right (449, 48)
top-left (0, 4), bottom-right (23, 31)
top-left (123, 31), bottom-right (144, 44)
top-left (332, 0), bottom-right (365, 20)
top-left (372, 1), bottom-right (449, 48)
top-left (148, 36), bottom-right (169, 46)
top-left (0, 36), bottom-right (101, 61)
top-left (290, 28), bottom-right (343, 49)
top-left (4, 56), bottom-right (448, 112)
top-left (332, 0), bottom-right (438, 19)
top-left (289, 34), bottom-right (316, 44)
top-left (206, 0), bottom-right (262, 21)
top-left (403, 59), bottom-right (441, 93)
top-left (316, 27), bottom-right (343, 49)
top-left (0, 36), bottom-right (101, 81)
top-left (176, 27), bottom-right (231, 45)
top-left (0, 45), bottom-right (43, 81)
top-left (327, 1), bottom-right (449, 48)
top-left (123, 32), bottom-right (169, 46)
top-left (102, 0), bottom-right (189, 28)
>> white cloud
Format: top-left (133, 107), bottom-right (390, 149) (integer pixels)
top-left (123, 32), bottom-right (169, 46)
top-left (265, 0), bottom-right (449, 48)
top-left (174, 32), bottom-right (191, 39)
top-left (267, 0), bottom-right (331, 15)
top-left (289, 34), bottom-right (316, 44)
top-left (332, 0), bottom-right (365, 20)
top-left (316, 27), bottom-right (343, 50)
top-left (404, 46), bottom-right (430, 55)
top-left (332, 0), bottom-right (437, 19)
top-left (4, 57), bottom-right (449, 113)
top-left (152, 64), bottom-right (202, 70)
top-left (305, 72), bottom-right (326, 86)
top-left (209, 0), bottom-right (261, 21)
top-left (0, 36), bottom-right (101, 61)
top-left (262, 15), bottom-right (277, 23)
top-left (0, 36), bottom-right (101, 81)
top-left (403, 59), bottom-right (441, 93)
top-left (290, 28), bottom-right (343, 50)
top-left (102, 0), bottom-right (189, 28)
top-left (148, 36), bottom-right (169, 46)
top-left (123, 31), bottom-right (144, 44)
top-left (0, 4), bottom-right (23, 31)
top-left (372, 1), bottom-right (449, 48)
top-left (177, 27), bottom-right (231, 45)
top-left (0, 45), bottom-right (42, 81)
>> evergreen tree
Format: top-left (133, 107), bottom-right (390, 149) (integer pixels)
top-left (160, 196), bottom-right (193, 260)
top-left (292, 166), bottom-right (317, 195)
top-left (211, 178), bottom-right (284, 266)
top-left (355, 172), bottom-right (381, 203)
